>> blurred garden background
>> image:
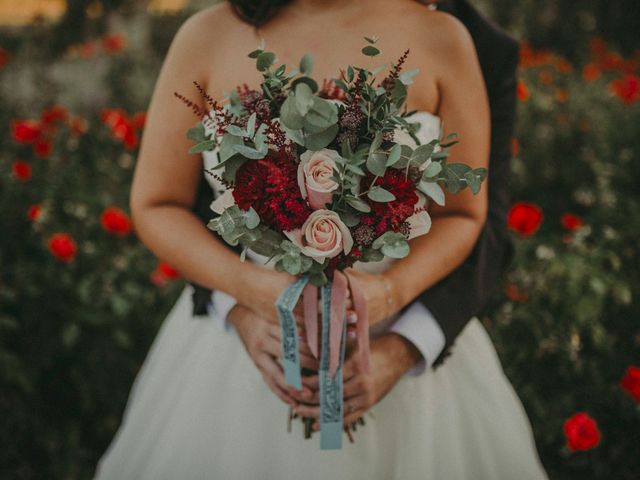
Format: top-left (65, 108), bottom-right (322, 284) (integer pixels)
top-left (0, 0), bottom-right (638, 478)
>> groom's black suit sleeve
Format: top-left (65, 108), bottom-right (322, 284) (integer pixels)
top-left (423, 0), bottom-right (520, 368)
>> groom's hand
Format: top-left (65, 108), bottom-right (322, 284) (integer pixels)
top-left (228, 304), bottom-right (318, 407)
top-left (293, 333), bottom-right (423, 426)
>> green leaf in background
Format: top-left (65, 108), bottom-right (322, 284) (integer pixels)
top-left (372, 232), bottom-right (410, 259)
top-left (304, 124), bottom-right (339, 150)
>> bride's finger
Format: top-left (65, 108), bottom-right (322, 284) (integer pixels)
top-left (257, 354), bottom-right (297, 407)
top-left (343, 374), bottom-right (367, 399)
top-left (293, 402), bottom-right (320, 419)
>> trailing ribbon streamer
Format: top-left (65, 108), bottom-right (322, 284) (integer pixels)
top-left (302, 283), bottom-right (319, 359)
top-left (319, 280), bottom-right (347, 450)
top-left (329, 270), bottom-right (349, 376)
top-left (345, 272), bottom-right (371, 374)
top-left (275, 276), bottom-right (310, 390)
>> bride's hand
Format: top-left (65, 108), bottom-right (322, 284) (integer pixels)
top-left (344, 268), bottom-right (397, 327)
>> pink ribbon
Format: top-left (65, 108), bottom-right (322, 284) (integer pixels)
top-left (301, 270), bottom-right (371, 377)
top-left (329, 271), bottom-right (349, 376)
top-left (345, 272), bottom-right (371, 374)
top-left (302, 283), bottom-right (319, 359)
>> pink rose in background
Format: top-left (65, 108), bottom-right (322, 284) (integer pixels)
top-left (284, 209), bottom-right (353, 262)
top-left (297, 149), bottom-right (340, 210)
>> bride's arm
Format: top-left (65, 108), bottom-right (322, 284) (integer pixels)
top-left (130, 12), bottom-right (292, 318)
top-left (364, 18), bottom-right (490, 320)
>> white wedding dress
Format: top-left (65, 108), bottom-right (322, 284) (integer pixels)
top-left (94, 112), bottom-right (548, 479)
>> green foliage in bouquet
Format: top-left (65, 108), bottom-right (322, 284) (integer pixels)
top-left (188, 38), bottom-right (487, 284)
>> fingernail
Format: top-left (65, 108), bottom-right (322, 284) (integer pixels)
top-left (347, 313), bottom-right (357, 324)
top-left (347, 330), bottom-right (357, 340)
top-left (313, 423), bottom-right (320, 431)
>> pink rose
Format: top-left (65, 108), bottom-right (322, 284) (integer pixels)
top-left (284, 209), bottom-right (353, 262)
top-left (297, 149), bottom-right (340, 210)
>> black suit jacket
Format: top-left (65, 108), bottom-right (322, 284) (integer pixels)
top-left (189, 0), bottom-right (519, 370)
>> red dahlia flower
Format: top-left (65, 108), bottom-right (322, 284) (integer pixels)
top-left (233, 154), bottom-right (312, 232)
top-left (48, 233), bottom-right (78, 262)
top-left (101, 207), bottom-right (133, 236)
top-left (363, 169), bottom-right (418, 235)
top-left (563, 412), bottom-right (601, 452)
top-left (507, 202), bottom-right (543, 236)
top-left (621, 366), bottom-right (640, 402)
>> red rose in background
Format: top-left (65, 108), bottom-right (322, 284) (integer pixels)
top-left (610, 75), bottom-right (640, 105)
top-left (563, 412), bottom-right (601, 452)
top-left (101, 108), bottom-right (140, 150)
top-left (48, 233), bottom-right (77, 262)
top-left (0, 47), bottom-right (9, 69)
top-left (27, 204), bottom-right (42, 221)
top-left (11, 120), bottom-right (41, 144)
top-left (150, 261), bottom-right (181, 286)
top-left (621, 366), bottom-right (640, 402)
top-left (12, 160), bottom-right (32, 181)
top-left (41, 105), bottom-right (69, 126)
top-left (517, 79), bottom-right (530, 102)
top-left (102, 34), bottom-right (127, 54)
top-left (159, 262), bottom-right (180, 279)
top-left (561, 213), bottom-right (585, 231)
top-left (582, 63), bottom-right (601, 82)
top-left (100, 207), bottom-right (133, 236)
top-left (34, 140), bottom-right (53, 159)
top-left (507, 202), bottom-right (543, 236)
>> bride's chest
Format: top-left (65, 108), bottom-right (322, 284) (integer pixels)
top-left (203, 23), bottom-right (439, 114)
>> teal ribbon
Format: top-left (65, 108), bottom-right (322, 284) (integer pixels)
top-left (275, 276), bottom-right (309, 390)
top-left (319, 281), bottom-right (347, 450)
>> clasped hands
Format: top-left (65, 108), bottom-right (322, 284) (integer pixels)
top-left (229, 268), bottom-right (422, 428)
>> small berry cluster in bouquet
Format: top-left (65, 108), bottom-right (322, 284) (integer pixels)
top-left (176, 38), bottom-right (486, 449)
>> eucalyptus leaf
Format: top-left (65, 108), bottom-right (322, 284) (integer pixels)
top-left (422, 161), bottom-right (442, 178)
top-left (399, 68), bottom-right (419, 85)
top-left (219, 134), bottom-right (244, 162)
top-left (188, 140), bottom-right (216, 154)
top-left (418, 180), bottom-right (446, 206)
top-left (367, 187), bottom-right (396, 202)
top-left (256, 51), bottom-right (276, 71)
top-left (280, 96), bottom-right (305, 130)
top-left (366, 152), bottom-right (387, 177)
top-left (187, 123), bottom-right (207, 143)
top-left (299, 53), bottom-right (314, 75)
top-left (362, 45), bottom-right (381, 56)
top-left (304, 124), bottom-right (339, 150)
top-left (233, 144), bottom-right (268, 159)
top-left (225, 124), bottom-right (246, 137)
top-left (245, 207), bottom-right (260, 229)
top-left (345, 196), bottom-right (372, 213)
top-left (386, 144), bottom-right (402, 166)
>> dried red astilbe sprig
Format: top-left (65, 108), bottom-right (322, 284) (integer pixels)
top-left (380, 49), bottom-right (410, 92)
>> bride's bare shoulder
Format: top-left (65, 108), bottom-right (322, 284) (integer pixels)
top-left (169, 3), bottom-right (247, 54)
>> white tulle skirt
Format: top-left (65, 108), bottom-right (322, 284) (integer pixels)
top-left (94, 286), bottom-right (547, 480)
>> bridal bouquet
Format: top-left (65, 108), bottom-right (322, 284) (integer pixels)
top-left (177, 38), bottom-right (486, 449)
